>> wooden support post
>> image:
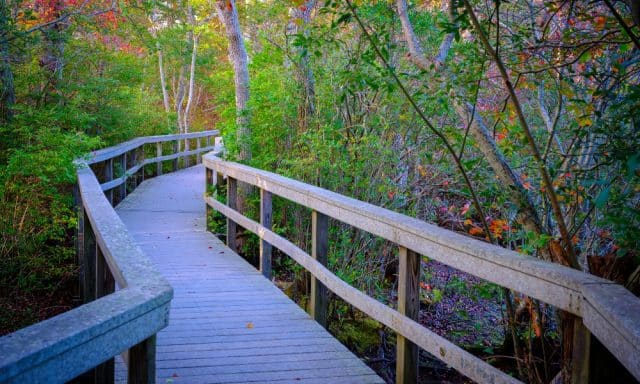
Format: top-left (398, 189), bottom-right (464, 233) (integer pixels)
top-left (226, 177), bottom-right (237, 253)
top-left (196, 138), bottom-right (202, 164)
top-left (397, 246), bottom-right (420, 384)
top-left (130, 150), bottom-right (138, 188)
top-left (82, 211), bottom-right (97, 304)
top-left (309, 211), bottom-right (328, 328)
top-left (118, 153), bottom-right (127, 201)
top-left (206, 135), bottom-right (211, 148)
top-left (571, 317), bottom-right (591, 384)
top-left (128, 335), bottom-right (156, 384)
top-left (94, 247), bottom-right (115, 384)
top-left (74, 185), bottom-right (84, 303)
top-left (138, 146), bottom-right (145, 183)
top-left (260, 189), bottom-right (272, 279)
top-left (205, 167), bottom-right (215, 229)
top-left (156, 142), bottom-right (162, 176)
top-left (216, 172), bottom-right (224, 196)
top-left (104, 159), bottom-right (114, 206)
top-left (95, 246), bottom-right (115, 300)
top-left (172, 141), bottom-right (179, 171)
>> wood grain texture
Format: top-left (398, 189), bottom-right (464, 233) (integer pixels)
top-left (116, 165), bottom-right (383, 384)
top-left (260, 189), bottom-right (273, 279)
top-left (397, 247), bottom-right (419, 384)
top-left (310, 211), bottom-right (328, 328)
top-left (226, 177), bottom-right (237, 253)
top-left (156, 142), bottom-right (162, 176)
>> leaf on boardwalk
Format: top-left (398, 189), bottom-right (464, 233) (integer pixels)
top-left (246, 322), bottom-right (254, 329)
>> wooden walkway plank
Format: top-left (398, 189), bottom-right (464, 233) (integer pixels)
top-left (115, 165), bottom-right (383, 384)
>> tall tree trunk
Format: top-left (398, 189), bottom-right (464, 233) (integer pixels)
top-left (183, 6), bottom-right (198, 133)
top-left (288, 0), bottom-right (316, 132)
top-left (215, 0), bottom-right (251, 163)
top-left (0, 0), bottom-right (14, 123)
top-left (149, 9), bottom-right (171, 114)
top-left (157, 41), bottom-right (171, 114)
top-left (175, 65), bottom-right (187, 134)
top-left (216, 0), bottom-right (252, 218)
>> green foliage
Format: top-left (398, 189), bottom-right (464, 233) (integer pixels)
top-left (0, 15), bottom-right (168, 332)
top-left (0, 121), bottom-right (99, 332)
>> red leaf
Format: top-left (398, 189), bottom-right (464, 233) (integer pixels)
top-left (460, 202), bottom-right (470, 215)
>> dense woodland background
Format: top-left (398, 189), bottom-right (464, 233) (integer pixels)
top-left (1, 0), bottom-right (639, 382)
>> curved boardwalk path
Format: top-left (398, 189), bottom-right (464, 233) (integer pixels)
top-left (114, 165), bottom-right (383, 384)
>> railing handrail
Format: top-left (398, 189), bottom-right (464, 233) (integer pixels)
top-left (0, 131), bottom-right (219, 383)
top-left (87, 130), bottom-right (218, 164)
top-left (203, 153), bottom-right (640, 383)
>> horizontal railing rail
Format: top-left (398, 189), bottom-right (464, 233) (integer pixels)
top-left (0, 131), bottom-right (218, 384)
top-left (203, 153), bottom-right (640, 384)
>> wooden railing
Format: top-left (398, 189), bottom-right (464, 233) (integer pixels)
top-left (87, 131), bottom-right (219, 205)
top-left (0, 131), bottom-right (218, 384)
top-left (203, 153), bottom-right (640, 384)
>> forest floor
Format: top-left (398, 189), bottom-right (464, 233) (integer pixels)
top-left (0, 289), bottom-right (74, 336)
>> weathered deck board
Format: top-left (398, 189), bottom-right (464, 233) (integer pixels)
top-left (114, 165), bottom-right (383, 384)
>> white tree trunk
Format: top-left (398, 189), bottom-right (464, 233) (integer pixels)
top-left (157, 41), bottom-right (171, 114)
top-left (183, 6), bottom-right (198, 133)
top-left (175, 65), bottom-right (187, 134)
top-left (215, 0), bottom-right (251, 162)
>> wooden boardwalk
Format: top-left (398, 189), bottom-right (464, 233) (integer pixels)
top-left (114, 165), bottom-right (384, 384)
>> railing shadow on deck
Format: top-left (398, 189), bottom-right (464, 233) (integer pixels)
top-left (203, 153), bottom-right (640, 384)
top-left (0, 131), bottom-right (219, 384)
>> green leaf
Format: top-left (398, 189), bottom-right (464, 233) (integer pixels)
top-left (595, 185), bottom-right (611, 208)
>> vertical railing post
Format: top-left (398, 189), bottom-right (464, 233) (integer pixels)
top-left (156, 142), bottom-right (163, 176)
top-left (260, 189), bottom-right (272, 279)
top-left (95, 247), bottom-right (115, 384)
top-left (130, 150), bottom-right (138, 188)
top-left (104, 159), bottom-right (114, 206)
top-left (309, 211), bottom-right (328, 328)
top-left (205, 166), bottom-right (216, 228)
top-left (196, 138), bottom-right (202, 164)
top-left (397, 246), bottom-right (420, 384)
top-left (172, 141), bottom-right (179, 171)
top-left (571, 317), bottom-right (591, 384)
top-left (138, 146), bottom-right (145, 183)
top-left (74, 185), bottom-right (84, 303)
top-left (82, 210), bottom-right (97, 304)
top-left (226, 177), bottom-right (237, 252)
top-left (118, 153), bottom-right (127, 201)
top-left (128, 335), bottom-right (156, 384)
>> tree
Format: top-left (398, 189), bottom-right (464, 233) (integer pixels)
top-left (287, 0), bottom-right (316, 132)
top-left (0, 0), bottom-right (15, 122)
top-left (215, 0), bottom-right (251, 163)
top-left (214, 0), bottom-right (251, 217)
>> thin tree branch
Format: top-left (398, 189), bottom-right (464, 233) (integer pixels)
top-left (602, 0), bottom-right (640, 50)
top-left (463, 0), bottom-right (580, 269)
top-left (345, 0), bottom-right (495, 242)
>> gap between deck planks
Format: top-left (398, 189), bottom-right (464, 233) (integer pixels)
top-left (114, 165), bottom-right (384, 384)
